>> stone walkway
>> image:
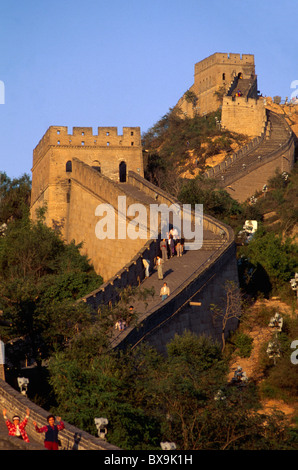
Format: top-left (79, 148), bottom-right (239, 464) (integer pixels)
top-left (111, 232), bottom-right (226, 347)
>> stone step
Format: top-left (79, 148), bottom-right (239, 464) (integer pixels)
top-left (201, 239), bottom-right (224, 250)
top-left (215, 110), bottom-right (291, 181)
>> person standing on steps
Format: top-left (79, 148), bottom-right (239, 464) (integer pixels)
top-left (156, 255), bottom-right (164, 280)
top-left (33, 414), bottom-right (65, 450)
top-left (160, 238), bottom-right (168, 262)
top-left (2, 407), bottom-right (30, 442)
top-left (176, 238), bottom-right (183, 257)
top-left (169, 234), bottom-right (175, 258)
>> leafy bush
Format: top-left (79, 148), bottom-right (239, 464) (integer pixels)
top-left (234, 332), bottom-right (253, 357)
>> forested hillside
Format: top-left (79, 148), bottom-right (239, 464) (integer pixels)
top-left (0, 173), bottom-right (103, 369)
top-left (0, 117), bottom-right (297, 449)
top-left (142, 107), bottom-right (249, 195)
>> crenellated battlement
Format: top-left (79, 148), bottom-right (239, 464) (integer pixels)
top-left (194, 52), bottom-right (254, 73)
top-left (221, 94), bottom-right (267, 137)
top-left (30, 122), bottom-right (144, 244)
top-left (33, 125), bottom-right (141, 167)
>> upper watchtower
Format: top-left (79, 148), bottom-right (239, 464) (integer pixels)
top-left (194, 52), bottom-right (255, 83)
top-left (177, 52), bottom-right (256, 117)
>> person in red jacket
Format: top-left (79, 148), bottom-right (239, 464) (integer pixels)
top-left (2, 407), bottom-right (30, 442)
top-left (33, 414), bottom-right (65, 450)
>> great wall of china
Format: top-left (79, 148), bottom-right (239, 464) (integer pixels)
top-left (0, 52), bottom-right (296, 450)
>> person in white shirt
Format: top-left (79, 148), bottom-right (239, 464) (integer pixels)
top-left (2, 407), bottom-right (30, 442)
top-left (160, 282), bottom-right (170, 301)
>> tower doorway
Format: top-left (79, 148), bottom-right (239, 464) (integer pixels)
top-left (119, 161), bottom-right (127, 182)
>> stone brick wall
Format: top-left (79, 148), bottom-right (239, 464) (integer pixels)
top-left (32, 125), bottom-right (143, 178)
top-left (204, 133), bottom-right (267, 180)
top-left (205, 109), bottom-right (295, 202)
top-left (221, 95), bottom-right (267, 137)
top-left (31, 125), bottom-right (144, 225)
top-left (66, 160), bottom-right (148, 280)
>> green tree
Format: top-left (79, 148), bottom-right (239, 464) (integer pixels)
top-left (138, 333), bottom-right (228, 449)
top-left (46, 328), bottom-right (297, 450)
top-left (0, 172), bottom-right (31, 223)
top-left (48, 343), bottom-right (162, 449)
top-left (178, 176), bottom-right (243, 222)
top-left (0, 207), bottom-right (102, 363)
top-left (241, 227), bottom-right (298, 287)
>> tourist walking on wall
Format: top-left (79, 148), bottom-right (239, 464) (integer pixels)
top-left (33, 414), bottom-right (65, 450)
top-left (2, 407), bottom-right (30, 442)
top-left (160, 282), bottom-right (170, 301)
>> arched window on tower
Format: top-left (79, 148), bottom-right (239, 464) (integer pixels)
top-left (119, 161), bottom-right (127, 182)
top-left (92, 160), bottom-right (101, 173)
top-left (66, 160), bottom-right (72, 172)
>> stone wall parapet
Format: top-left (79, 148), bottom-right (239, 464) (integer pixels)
top-left (204, 128), bottom-right (267, 179)
top-left (195, 52), bottom-right (254, 74)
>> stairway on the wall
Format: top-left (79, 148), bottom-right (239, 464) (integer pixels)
top-left (217, 111), bottom-right (291, 183)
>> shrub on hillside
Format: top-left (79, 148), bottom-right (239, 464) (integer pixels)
top-left (233, 332), bottom-right (254, 358)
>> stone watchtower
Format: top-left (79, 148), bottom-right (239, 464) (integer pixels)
top-left (30, 125), bottom-right (144, 230)
top-left (30, 126), bottom-right (145, 279)
top-left (176, 52), bottom-right (256, 117)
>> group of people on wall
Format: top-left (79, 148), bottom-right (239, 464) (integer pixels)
top-left (147, 228), bottom-right (185, 302)
top-left (114, 228), bottom-right (185, 334)
top-left (2, 408), bottom-right (64, 450)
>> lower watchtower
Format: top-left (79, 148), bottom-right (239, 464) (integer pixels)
top-left (30, 125), bottom-right (144, 232)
